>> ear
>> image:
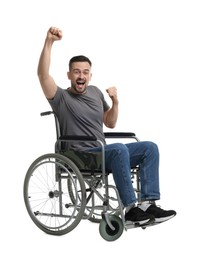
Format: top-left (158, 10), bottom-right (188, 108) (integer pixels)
top-left (67, 71), bottom-right (71, 80)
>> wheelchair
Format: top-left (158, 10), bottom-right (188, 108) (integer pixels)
top-left (23, 111), bottom-right (143, 241)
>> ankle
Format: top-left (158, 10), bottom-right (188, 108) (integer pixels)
top-left (139, 201), bottom-right (155, 211)
top-left (125, 203), bottom-right (136, 213)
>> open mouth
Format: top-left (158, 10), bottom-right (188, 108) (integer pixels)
top-left (77, 81), bottom-right (85, 85)
top-left (76, 80), bottom-right (86, 91)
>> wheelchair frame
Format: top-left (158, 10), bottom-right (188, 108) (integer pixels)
top-left (23, 111), bottom-right (142, 241)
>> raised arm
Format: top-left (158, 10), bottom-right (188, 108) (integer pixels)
top-left (37, 27), bottom-right (63, 99)
top-left (104, 87), bottom-right (119, 128)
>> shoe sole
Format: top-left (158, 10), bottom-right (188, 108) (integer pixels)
top-left (125, 217), bottom-right (155, 227)
top-left (125, 214), bottom-right (176, 230)
top-left (154, 214), bottom-right (176, 223)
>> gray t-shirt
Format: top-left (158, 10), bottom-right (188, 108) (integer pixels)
top-left (48, 85), bottom-right (110, 150)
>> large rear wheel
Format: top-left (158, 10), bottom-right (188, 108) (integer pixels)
top-left (23, 153), bottom-right (86, 235)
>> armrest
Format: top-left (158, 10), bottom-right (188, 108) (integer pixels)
top-left (104, 132), bottom-right (136, 138)
top-left (59, 135), bottom-right (97, 141)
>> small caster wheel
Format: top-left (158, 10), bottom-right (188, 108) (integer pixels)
top-left (99, 215), bottom-right (123, 241)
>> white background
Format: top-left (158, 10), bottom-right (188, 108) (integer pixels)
top-left (1, 0), bottom-right (206, 259)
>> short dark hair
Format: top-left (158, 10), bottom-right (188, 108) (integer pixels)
top-left (69, 55), bottom-right (92, 71)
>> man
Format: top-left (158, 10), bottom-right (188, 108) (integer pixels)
top-left (37, 26), bottom-right (176, 226)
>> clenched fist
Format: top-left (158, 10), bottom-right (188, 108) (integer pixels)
top-left (47, 26), bottom-right (63, 42)
top-left (106, 87), bottom-right (118, 104)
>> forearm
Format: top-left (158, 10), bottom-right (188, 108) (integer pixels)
top-left (37, 39), bottom-right (53, 80)
top-left (37, 38), bottom-right (57, 99)
top-left (104, 100), bottom-right (119, 128)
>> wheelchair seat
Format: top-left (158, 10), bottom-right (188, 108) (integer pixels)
top-left (60, 149), bottom-right (102, 172)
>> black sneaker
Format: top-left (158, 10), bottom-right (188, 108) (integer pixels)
top-left (145, 203), bottom-right (176, 223)
top-left (125, 206), bottom-right (155, 225)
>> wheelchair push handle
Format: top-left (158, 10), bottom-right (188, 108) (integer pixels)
top-left (40, 111), bottom-right (54, 116)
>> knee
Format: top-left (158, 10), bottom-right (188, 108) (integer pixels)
top-left (113, 143), bottom-right (128, 152)
top-left (110, 143), bottom-right (129, 157)
top-left (144, 141), bottom-right (159, 156)
top-left (105, 143), bottom-right (129, 168)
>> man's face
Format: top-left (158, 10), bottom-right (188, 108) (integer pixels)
top-left (68, 62), bottom-right (92, 94)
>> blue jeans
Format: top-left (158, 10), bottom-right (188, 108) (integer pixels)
top-left (88, 141), bottom-right (160, 207)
